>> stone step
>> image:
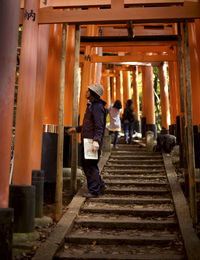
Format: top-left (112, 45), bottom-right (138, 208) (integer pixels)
top-left (108, 160), bottom-right (164, 165)
top-left (103, 174), bottom-right (166, 180)
top-left (103, 188), bottom-right (169, 196)
top-left (105, 181), bottom-right (168, 187)
top-left (81, 207), bottom-right (174, 217)
top-left (75, 218), bottom-right (177, 229)
top-left (66, 233), bottom-right (177, 246)
top-left (104, 164), bottom-right (164, 169)
top-left (109, 155), bottom-right (163, 159)
top-left (102, 169), bottom-right (165, 174)
top-left (57, 252), bottom-right (184, 260)
top-left (89, 197), bottom-right (172, 204)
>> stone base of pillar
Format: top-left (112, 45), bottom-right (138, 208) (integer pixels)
top-left (169, 124), bottom-right (176, 136)
top-left (32, 170), bottom-right (44, 218)
top-left (146, 124), bottom-right (157, 140)
top-left (141, 117), bottom-right (146, 138)
top-left (160, 128), bottom-right (169, 135)
top-left (9, 185), bottom-right (35, 233)
top-left (102, 135), bottom-right (111, 152)
top-left (0, 208), bottom-right (13, 259)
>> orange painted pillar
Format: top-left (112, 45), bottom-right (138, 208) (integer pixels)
top-left (168, 61), bottom-right (177, 135)
top-left (141, 66), bottom-right (147, 118)
top-left (0, 0), bottom-right (20, 207)
top-left (123, 70), bottom-right (131, 106)
top-left (13, 0), bottom-right (40, 185)
top-left (116, 72), bottom-right (122, 103)
top-left (111, 77), bottom-right (117, 103)
top-left (43, 24), bottom-right (62, 125)
top-left (188, 21), bottom-right (200, 126)
top-left (143, 66), bottom-right (156, 137)
top-left (31, 25), bottom-right (50, 170)
top-left (101, 77), bottom-right (109, 108)
top-left (79, 25), bottom-right (97, 125)
top-left (64, 25), bottom-right (75, 126)
top-left (96, 47), bottom-right (103, 84)
top-left (132, 66), bottom-right (139, 120)
top-left (159, 63), bottom-right (169, 131)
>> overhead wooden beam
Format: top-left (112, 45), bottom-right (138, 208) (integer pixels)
top-left (36, 0), bottom-right (184, 8)
top-left (38, 5), bottom-right (200, 24)
top-left (80, 40), bottom-right (178, 47)
top-left (101, 45), bottom-right (175, 53)
top-left (80, 53), bottom-right (177, 63)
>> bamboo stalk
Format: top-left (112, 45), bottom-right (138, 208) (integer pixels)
top-left (55, 23), bottom-right (67, 221)
top-left (71, 25), bottom-right (81, 194)
top-left (183, 21), bottom-right (197, 224)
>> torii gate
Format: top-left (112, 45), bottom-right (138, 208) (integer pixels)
top-left (1, 0), bottom-right (200, 257)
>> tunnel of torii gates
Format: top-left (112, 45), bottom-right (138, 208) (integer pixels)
top-left (1, 0), bottom-right (200, 241)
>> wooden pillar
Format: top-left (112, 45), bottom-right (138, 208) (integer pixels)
top-left (168, 62), bottom-right (177, 135)
top-left (64, 25), bottom-right (75, 127)
top-left (96, 47), bottom-right (102, 84)
top-left (188, 22), bottom-right (200, 126)
top-left (132, 66), bottom-right (139, 121)
top-left (123, 70), bottom-right (131, 106)
top-left (141, 66), bottom-right (146, 119)
top-left (31, 25), bottom-right (50, 170)
top-left (71, 25), bottom-right (80, 194)
top-left (143, 66), bottom-right (156, 137)
top-left (43, 24), bottom-right (62, 125)
top-left (116, 72), bottom-right (122, 104)
top-left (159, 63), bottom-right (169, 131)
top-left (0, 0), bottom-right (20, 207)
top-left (183, 22), bottom-right (197, 223)
top-left (101, 71), bottom-right (111, 107)
top-left (79, 25), bottom-right (97, 125)
top-left (112, 77), bottom-right (116, 103)
top-left (13, 0), bottom-right (40, 185)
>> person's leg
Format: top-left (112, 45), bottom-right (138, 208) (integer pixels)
top-left (129, 123), bottom-right (134, 144)
top-left (113, 131), bottom-right (119, 147)
top-left (109, 131), bottom-right (113, 136)
top-left (124, 124), bottom-right (128, 143)
top-left (82, 150), bottom-right (105, 195)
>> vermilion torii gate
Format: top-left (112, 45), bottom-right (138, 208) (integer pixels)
top-left (1, 0), bottom-right (200, 257)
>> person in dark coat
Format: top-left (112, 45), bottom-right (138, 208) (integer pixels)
top-left (67, 83), bottom-right (107, 198)
top-left (122, 99), bottom-right (136, 144)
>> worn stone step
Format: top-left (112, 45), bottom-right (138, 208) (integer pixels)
top-left (56, 243), bottom-right (185, 260)
top-left (103, 188), bottom-right (169, 195)
top-left (109, 155), bottom-right (163, 159)
top-left (111, 151), bottom-right (160, 155)
top-left (103, 169), bottom-right (165, 174)
top-left (102, 174), bottom-right (166, 180)
top-left (81, 207), bottom-right (174, 217)
top-left (105, 181), bottom-right (168, 187)
top-left (108, 160), bottom-right (164, 165)
top-left (75, 218), bottom-right (177, 229)
top-left (89, 197), bottom-right (172, 204)
top-left (104, 164), bottom-right (164, 169)
top-left (66, 233), bottom-right (177, 246)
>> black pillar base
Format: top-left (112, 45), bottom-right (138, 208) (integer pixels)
top-left (146, 124), bottom-right (157, 140)
top-left (169, 124), bottom-right (176, 136)
top-left (32, 170), bottom-right (44, 218)
top-left (141, 117), bottom-right (146, 138)
top-left (0, 208), bottom-right (13, 259)
top-left (176, 116), bottom-right (181, 145)
top-left (160, 128), bottom-right (169, 135)
top-left (9, 185), bottom-right (35, 233)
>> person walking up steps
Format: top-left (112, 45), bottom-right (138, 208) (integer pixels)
top-left (67, 83), bottom-right (107, 198)
top-left (122, 99), bottom-right (136, 144)
top-left (107, 100), bottom-right (122, 149)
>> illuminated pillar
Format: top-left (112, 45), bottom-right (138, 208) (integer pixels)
top-left (159, 63), bottom-right (169, 132)
top-left (31, 25), bottom-right (50, 170)
top-left (43, 24), bottom-right (62, 125)
top-left (13, 0), bottom-right (40, 185)
top-left (123, 70), bottom-right (131, 106)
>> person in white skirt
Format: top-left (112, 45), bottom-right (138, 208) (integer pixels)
top-left (107, 100), bottom-right (122, 149)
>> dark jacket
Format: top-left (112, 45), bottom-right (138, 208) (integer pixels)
top-left (76, 99), bottom-right (106, 147)
top-left (122, 107), bottom-right (136, 124)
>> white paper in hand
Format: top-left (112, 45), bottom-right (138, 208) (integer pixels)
top-left (83, 138), bottom-right (98, 159)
